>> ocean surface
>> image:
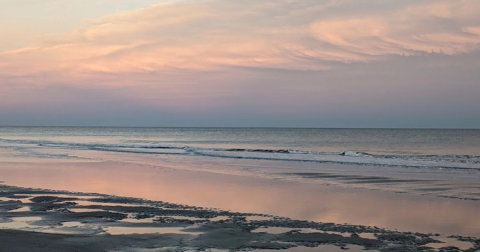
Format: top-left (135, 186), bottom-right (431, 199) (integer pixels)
top-left (1, 127), bottom-right (480, 170)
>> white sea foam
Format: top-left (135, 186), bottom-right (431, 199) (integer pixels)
top-left (1, 137), bottom-right (480, 170)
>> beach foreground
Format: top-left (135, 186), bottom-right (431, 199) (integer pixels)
top-left (1, 184), bottom-right (479, 252)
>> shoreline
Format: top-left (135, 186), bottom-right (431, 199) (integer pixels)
top-left (1, 184), bottom-right (479, 252)
top-left (2, 156), bottom-right (480, 238)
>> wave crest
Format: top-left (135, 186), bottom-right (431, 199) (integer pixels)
top-left (1, 138), bottom-right (480, 170)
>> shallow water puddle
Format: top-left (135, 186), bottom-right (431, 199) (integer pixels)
top-left (39, 222), bottom-right (102, 235)
top-left (62, 221), bottom-right (86, 227)
top-left (246, 215), bottom-right (273, 221)
top-left (15, 194), bottom-right (101, 200)
top-left (75, 200), bottom-right (145, 207)
top-left (252, 227), bottom-right (358, 240)
top-left (208, 216), bottom-right (230, 222)
top-left (252, 227), bottom-right (322, 234)
top-left (359, 232), bottom-right (377, 239)
top-left (163, 215), bottom-right (206, 221)
top-left (0, 197), bottom-right (30, 204)
top-left (258, 244), bottom-right (379, 252)
top-left (424, 236), bottom-right (473, 250)
top-left (121, 217), bottom-right (156, 223)
top-left (104, 226), bottom-right (196, 235)
top-left (0, 216), bottom-right (42, 229)
top-left (14, 198), bottom-right (31, 204)
top-left (9, 206), bottom-right (30, 212)
top-left (69, 208), bottom-right (104, 213)
top-left (325, 231), bottom-right (352, 237)
top-left (125, 248), bottom-right (228, 252)
top-left (183, 250), bottom-right (228, 252)
top-left (0, 197), bottom-right (17, 202)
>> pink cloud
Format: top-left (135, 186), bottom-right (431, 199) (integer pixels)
top-left (0, 0), bottom-right (479, 123)
top-left (1, 0), bottom-right (478, 79)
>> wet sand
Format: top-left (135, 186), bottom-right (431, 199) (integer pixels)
top-left (1, 150), bottom-right (480, 251)
top-left (2, 153), bottom-right (480, 237)
top-left (1, 184), bottom-right (480, 252)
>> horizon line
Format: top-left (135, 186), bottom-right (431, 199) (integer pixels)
top-left (1, 125), bottom-right (479, 130)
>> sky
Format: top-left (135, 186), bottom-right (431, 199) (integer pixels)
top-left (1, 0), bottom-right (480, 128)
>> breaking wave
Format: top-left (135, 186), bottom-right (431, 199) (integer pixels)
top-left (1, 138), bottom-right (479, 170)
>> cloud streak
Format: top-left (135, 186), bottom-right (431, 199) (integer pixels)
top-left (2, 0), bottom-right (480, 76)
top-left (1, 0), bottom-right (480, 127)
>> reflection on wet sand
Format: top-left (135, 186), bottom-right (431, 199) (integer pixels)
top-left (1, 153), bottom-right (480, 238)
top-left (0, 216), bottom-right (42, 229)
top-left (104, 226), bottom-right (194, 235)
top-left (259, 245), bottom-right (380, 252)
top-left (2, 184), bottom-right (478, 252)
top-left (425, 236), bottom-right (473, 251)
top-left (253, 227), bottom-right (322, 234)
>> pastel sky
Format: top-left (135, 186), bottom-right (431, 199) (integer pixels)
top-left (1, 0), bottom-right (480, 127)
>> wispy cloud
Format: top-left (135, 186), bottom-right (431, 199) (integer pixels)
top-left (1, 0), bottom-right (480, 127)
top-left (2, 0), bottom-right (479, 76)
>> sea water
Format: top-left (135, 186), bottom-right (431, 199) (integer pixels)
top-left (1, 127), bottom-right (480, 170)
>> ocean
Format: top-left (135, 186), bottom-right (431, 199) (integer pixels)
top-left (1, 127), bottom-right (480, 170)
